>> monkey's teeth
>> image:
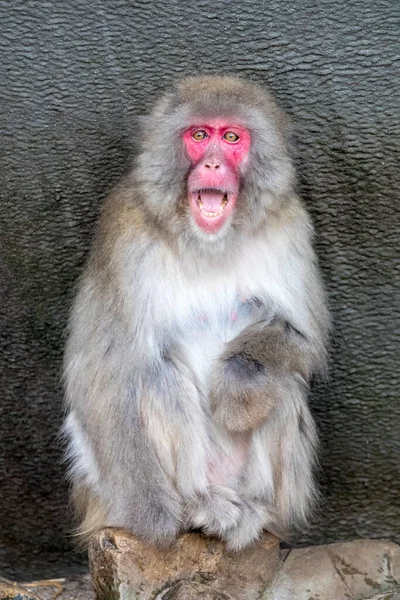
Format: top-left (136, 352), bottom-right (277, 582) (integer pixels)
top-left (203, 209), bottom-right (223, 217)
top-left (197, 192), bottom-right (228, 217)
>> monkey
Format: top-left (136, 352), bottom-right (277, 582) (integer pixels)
top-left (63, 75), bottom-right (329, 552)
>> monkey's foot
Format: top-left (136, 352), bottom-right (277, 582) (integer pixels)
top-left (222, 500), bottom-right (272, 551)
top-left (183, 485), bottom-right (243, 536)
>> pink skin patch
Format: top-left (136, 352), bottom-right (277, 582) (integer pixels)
top-left (207, 434), bottom-right (250, 486)
top-left (182, 120), bottom-right (251, 234)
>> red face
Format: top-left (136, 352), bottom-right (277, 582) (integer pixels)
top-left (182, 119), bottom-right (251, 234)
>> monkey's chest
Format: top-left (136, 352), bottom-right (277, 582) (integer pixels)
top-left (177, 299), bottom-right (255, 393)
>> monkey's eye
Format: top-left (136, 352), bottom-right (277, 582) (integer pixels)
top-left (192, 130), bottom-right (208, 141)
top-left (223, 132), bottom-right (239, 143)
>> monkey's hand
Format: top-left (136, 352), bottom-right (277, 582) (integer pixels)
top-left (210, 318), bottom-right (312, 432)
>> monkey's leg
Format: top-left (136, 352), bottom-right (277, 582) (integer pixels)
top-left (140, 356), bottom-right (212, 501)
top-left (210, 317), bottom-right (316, 433)
top-left (65, 406), bottom-right (183, 545)
top-left (235, 376), bottom-right (318, 539)
top-left (178, 428), bottom-right (246, 536)
top-left (184, 445), bottom-right (274, 550)
top-left (216, 380), bottom-right (317, 550)
top-left (264, 377), bottom-right (318, 532)
top-left (66, 341), bottom-right (222, 545)
top-left (182, 433), bottom-right (260, 540)
top-left (147, 352), bottom-right (252, 538)
top-left (218, 429), bottom-right (277, 551)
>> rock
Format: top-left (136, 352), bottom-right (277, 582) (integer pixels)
top-left (0, 581), bottom-right (40, 600)
top-left (265, 539), bottom-right (400, 600)
top-left (23, 574), bottom-right (95, 600)
top-left (155, 581), bottom-right (231, 599)
top-left (364, 590), bottom-right (400, 600)
top-left (89, 528), bottom-right (280, 600)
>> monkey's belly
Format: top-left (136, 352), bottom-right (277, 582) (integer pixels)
top-left (179, 301), bottom-right (255, 392)
top-left (177, 304), bottom-right (257, 488)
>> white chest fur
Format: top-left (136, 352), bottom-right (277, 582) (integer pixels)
top-left (139, 236), bottom-right (276, 389)
top-left (149, 262), bottom-right (255, 390)
top-left (178, 294), bottom-right (255, 392)
top-left (130, 226), bottom-right (309, 385)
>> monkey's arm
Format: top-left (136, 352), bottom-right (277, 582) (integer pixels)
top-left (210, 210), bottom-right (329, 433)
top-left (210, 317), bottom-right (323, 432)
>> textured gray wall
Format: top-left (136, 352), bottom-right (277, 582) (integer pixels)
top-left (0, 0), bottom-right (398, 579)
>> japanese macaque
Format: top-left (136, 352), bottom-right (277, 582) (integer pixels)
top-left (64, 75), bottom-right (329, 551)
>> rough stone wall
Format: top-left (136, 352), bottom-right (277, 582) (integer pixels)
top-left (0, 0), bottom-right (398, 579)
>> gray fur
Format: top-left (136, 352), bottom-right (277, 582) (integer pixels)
top-left (63, 75), bottom-right (329, 550)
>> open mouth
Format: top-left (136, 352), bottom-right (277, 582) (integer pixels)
top-left (188, 187), bottom-right (237, 234)
top-left (197, 189), bottom-right (229, 218)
